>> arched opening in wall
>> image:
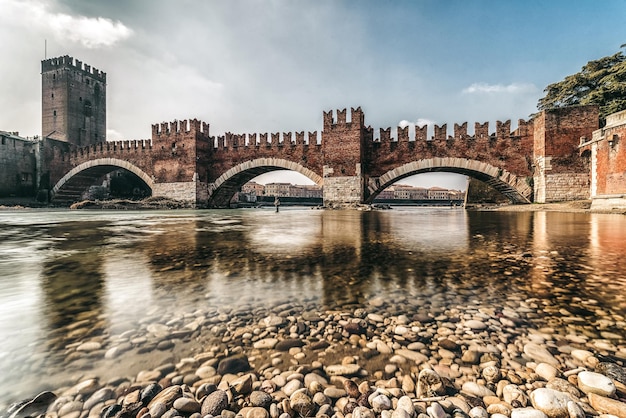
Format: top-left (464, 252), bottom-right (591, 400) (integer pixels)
top-left (209, 160), bottom-right (323, 208)
top-left (52, 165), bottom-right (153, 205)
top-left (373, 172), bottom-right (468, 206)
top-left (367, 160), bottom-right (532, 205)
top-left (236, 170), bottom-right (322, 207)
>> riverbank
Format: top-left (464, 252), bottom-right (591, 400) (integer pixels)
top-left (3, 295), bottom-right (625, 418)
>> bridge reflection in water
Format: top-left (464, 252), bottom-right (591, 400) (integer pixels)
top-left (1, 208), bottom-right (625, 402)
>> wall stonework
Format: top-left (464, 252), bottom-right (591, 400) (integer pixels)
top-left (580, 109), bottom-right (626, 210)
top-left (41, 106), bottom-right (601, 207)
top-left (42, 56), bottom-right (106, 146)
top-left (323, 175), bottom-right (363, 205)
top-left (544, 173), bottom-right (589, 202)
top-left (0, 133), bottom-right (38, 197)
top-left (152, 181), bottom-right (207, 206)
top-left (533, 105), bottom-right (598, 203)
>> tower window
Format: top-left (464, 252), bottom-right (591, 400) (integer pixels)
top-left (86, 79), bottom-right (90, 85)
top-left (83, 100), bottom-right (92, 117)
top-left (51, 93), bottom-right (54, 98)
top-left (53, 110), bottom-right (57, 116)
top-left (53, 74), bottom-right (55, 80)
top-left (79, 97), bottom-right (82, 102)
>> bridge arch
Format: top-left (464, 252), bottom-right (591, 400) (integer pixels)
top-left (51, 158), bottom-right (155, 204)
top-left (367, 157), bottom-right (532, 204)
top-left (208, 158), bottom-right (323, 207)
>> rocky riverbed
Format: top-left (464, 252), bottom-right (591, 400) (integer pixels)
top-left (2, 292), bottom-right (625, 418)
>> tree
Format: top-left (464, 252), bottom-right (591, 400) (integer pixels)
top-left (537, 50), bottom-right (626, 123)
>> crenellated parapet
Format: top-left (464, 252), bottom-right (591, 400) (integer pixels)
top-left (151, 118), bottom-right (210, 140)
top-left (212, 131), bottom-right (320, 150)
top-left (323, 107), bottom-right (365, 131)
top-left (60, 139), bottom-right (153, 162)
top-left (41, 55), bottom-right (107, 82)
top-left (371, 118), bottom-right (534, 144)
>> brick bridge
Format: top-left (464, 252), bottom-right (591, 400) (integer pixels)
top-left (45, 106), bottom-right (598, 207)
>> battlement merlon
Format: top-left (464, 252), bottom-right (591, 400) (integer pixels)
top-left (41, 55), bottom-right (107, 82)
top-left (151, 119), bottom-right (210, 139)
top-left (323, 107), bottom-right (365, 130)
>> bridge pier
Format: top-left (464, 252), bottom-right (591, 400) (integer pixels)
top-left (152, 178), bottom-right (208, 207)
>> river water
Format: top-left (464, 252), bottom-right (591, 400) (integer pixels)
top-left (0, 207), bottom-right (624, 407)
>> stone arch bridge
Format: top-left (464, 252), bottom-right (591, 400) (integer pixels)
top-left (44, 106), bottom-right (598, 207)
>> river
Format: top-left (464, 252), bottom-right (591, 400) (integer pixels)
top-left (0, 207), bottom-right (624, 407)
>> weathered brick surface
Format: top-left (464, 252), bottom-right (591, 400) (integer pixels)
top-left (43, 106), bottom-right (600, 206)
top-left (586, 110), bottom-right (626, 196)
top-left (0, 134), bottom-right (37, 196)
top-left (42, 56), bottom-right (106, 146)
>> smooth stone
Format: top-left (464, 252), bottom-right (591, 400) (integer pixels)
top-left (323, 387), bottom-right (346, 399)
top-left (395, 349), bottom-right (429, 364)
top-left (104, 343), bottom-right (131, 359)
top-left (246, 407), bottom-right (270, 418)
top-left (461, 382), bottom-right (495, 398)
top-left (503, 384), bottom-right (528, 407)
top-left (137, 370), bottom-right (162, 382)
top-left (283, 379), bottom-right (304, 397)
top-left (577, 371), bottom-right (616, 396)
top-left (396, 396), bottom-right (416, 418)
top-left (353, 406), bottom-right (376, 418)
top-left (426, 402), bottom-right (446, 418)
top-left (249, 391), bottom-right (273, 408)
top-left (371, 394), bottom-right (392, 412)
top-left (566, 401), bottom-right (585, 418)
top-left (529, 388), bottom-right (572, 418)
top-left (173, 398), bottom-right (200, 413)
top-left (391, 409), bottom-right (412, 418)
top-left (462, 350), bottom-right (482, 365)
top-left (510, 408), bottom-right (548, 418)
top-left (76, 341), bottom-right (101, 352)
top-left (325, 364), bottom-right (361, 376)
top-left (588, 393), bottom-right (626, 418)
top-left (148, 402), bottom-right (167, 418)
top-left (253, 338), bottom-right (278, 349)
top-left (84, 388), bottom-right (115, 411)
top-left (217, 355), bottom-right (250, 374)
top-left (464, 320), bottom-right (487, 330)
top-left (482, 365), bottom-right (500, 383)
top-left (468, 407), bottom-right (488, 418)
top-left (535, 363), bottom-right (558, 381)
top-left (58, 401), bottom-right (83, 417)
top-left (545, 378), bottom-right (581, 398)
top-left (200, 389), bottom-right (229, 416)
top-left (524, 343), bottom-right (559, 366)
top-left (275, 339), bottom-right (305, 351)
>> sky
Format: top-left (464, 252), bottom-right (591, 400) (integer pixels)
top-left (1, 0), bottom-right (625, 189)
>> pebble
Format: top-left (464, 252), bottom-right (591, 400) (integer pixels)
top-left (576, 371), bottom-right (616, 396)
top-left (3, 291), bottom-right (625, 418)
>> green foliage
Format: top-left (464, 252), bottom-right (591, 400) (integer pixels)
top-left (537, 51), bottom-right (626, 122)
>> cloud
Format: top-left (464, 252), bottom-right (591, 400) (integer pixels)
top-left (398, 118), bottom-right (435, 128)
top-left (462, 82), bottom-right (537, 94)
top-left (1, 0), bottom-right (132, 48)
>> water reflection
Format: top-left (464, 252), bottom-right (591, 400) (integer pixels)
top-left (0, 208), bottom-right (624, 405)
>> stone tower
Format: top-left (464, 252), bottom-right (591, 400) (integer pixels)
top-left (41, 55), bottom-right (106, 146)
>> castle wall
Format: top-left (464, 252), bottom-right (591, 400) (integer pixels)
top-left (0, 133), bottom-right (38, 197)
top-left (580, 110), bottom-right (626, 210)
top-left (533, 105), bottom-right (597, 202)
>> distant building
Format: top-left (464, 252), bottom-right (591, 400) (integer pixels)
top-left (428, 186), bottom-right (450, 200)
top-left (242, 181), bottom-right (265, 196)
top-left (290, 184), bottom-right (322, 198)
top-left (0, 131), bottom-right (39, 197)
top-left (264, 182), bottom-right (292, 197)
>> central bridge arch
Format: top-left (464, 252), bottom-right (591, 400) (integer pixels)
top-left (208, 158), bottom-right (323, 207)
top-left (51, 158), bottom-right (155, 204)
top-left (367, 157), bottom-right (532, 204)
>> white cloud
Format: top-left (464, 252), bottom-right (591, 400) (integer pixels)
top-left (399, 118), bottom-right (435, 128)
top-left (462, 82), bottom-right (537, 94)
top-left (49, 14), bottom-right (133, 48)
top-left (1, 0), bottom-right (132, 48)
top-left (106, 129), bottom-right (124, 140)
